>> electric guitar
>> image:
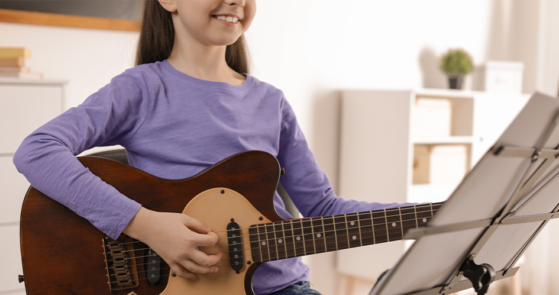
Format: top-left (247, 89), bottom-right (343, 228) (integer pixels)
top-left (19, 150), bottom-right (442, 294)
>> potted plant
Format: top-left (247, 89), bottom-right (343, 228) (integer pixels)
top-left (440, 49), bottom-right (474, 90)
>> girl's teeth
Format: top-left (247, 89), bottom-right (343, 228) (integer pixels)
top-left (217, 16), bottom-right (239, 23)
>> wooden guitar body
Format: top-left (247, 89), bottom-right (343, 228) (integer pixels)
top-left (20, 150), bottom-right (282, 295)
top-left (20, 150), bottom-right (441, 294)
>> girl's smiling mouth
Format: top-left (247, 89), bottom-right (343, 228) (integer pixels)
top-left (212, 15), bottom-right (241, 26)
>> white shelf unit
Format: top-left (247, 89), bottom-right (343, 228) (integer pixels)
top-left (0, 78), bottom-right (67, 295)
top-left (336, 88), bottom-right (529, 281)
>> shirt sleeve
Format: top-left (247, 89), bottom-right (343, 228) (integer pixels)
top-left (276, 95), bottom-right (413, 218)
top-left (13, 70), bottom-right (151, 239)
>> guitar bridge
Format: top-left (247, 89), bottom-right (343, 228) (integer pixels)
top-left (102, 236), bottom-right (140, 291)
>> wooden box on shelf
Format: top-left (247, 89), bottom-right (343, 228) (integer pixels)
top-left (413, 144), bottom-right (470, 184)
top-left (412, 97), bottom-right (452, 137)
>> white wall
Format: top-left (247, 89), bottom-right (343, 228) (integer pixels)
top-left (247, 1), bottom-right (492, 294)
top-left (2, 0), bottom-right (558, 294)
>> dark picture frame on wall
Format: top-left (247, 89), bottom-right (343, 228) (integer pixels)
top-left (0, 0), bottom-right (143, 32)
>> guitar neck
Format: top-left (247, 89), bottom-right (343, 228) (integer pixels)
top-left (248, 202), bottom-right (443, 263)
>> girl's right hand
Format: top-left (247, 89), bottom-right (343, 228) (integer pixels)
top-left (123, 207), bottom-right (223, 280)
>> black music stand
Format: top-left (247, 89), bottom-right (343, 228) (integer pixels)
top-left (369, 92), bottom-right (559, 295)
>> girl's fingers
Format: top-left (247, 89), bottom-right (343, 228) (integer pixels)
top-left (189, 249), bottom-right (223, 268)
top-left (180, 258), bottom-right (219, 275)
top-left (195, 231), bottom-right (219, 247)
top-left (182, 215), bottom-right (211, 234)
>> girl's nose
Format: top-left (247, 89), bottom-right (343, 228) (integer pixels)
top-left (224, 0), bottom-right (246, 8)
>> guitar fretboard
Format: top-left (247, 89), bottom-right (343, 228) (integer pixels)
top-left (248, 202), bottom-right (442, 263)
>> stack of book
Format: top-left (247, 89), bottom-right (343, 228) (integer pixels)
top-left (0, 47), bottom-right (43, 79)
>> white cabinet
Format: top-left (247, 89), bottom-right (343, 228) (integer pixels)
top-left (336, 88), bottom-right (529, 281)
top-left (0, 225), bottom-right (26, 294)
top-left (0, 156), bottom-right (31, 223)
top-left (0, 84), bottom-right (63, 154)
top-left (0, 77), bottom-right (66, 294)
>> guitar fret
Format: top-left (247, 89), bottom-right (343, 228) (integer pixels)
top-left (357, 212), bottom-right (373, 246)
top-left (332, 216), bottom-right (339, 250)
top-left (321, 217), bottom-right (327, 252)
top-left (322, 216), bottom-right (338, 252)
top-left (416, 204), bottom-right (433, 226)
top-left (430, 203), bottom-right (434, 219)
top-left (399, 207), bottom-right (404, 237)
top-left (372, 210), bottom-right (387, 243)
top-left (257, 224), bottom-right (270, 262)
top-left (290, 220), bottom-right (297, 257)
top-left (370, 211), bottom-right (376, 244)
top-left (357, 213), bottom-right (363, 247)
top-left (310, 218), bottom-right (317, 254)
top-left (346, 213), bottom-right (361, 248)
top-left (265, 224), bottom-right (277, 261)
top-left (250, 225), bottom-right (263, 263)
top-left (281, 222), bottom-right (288, 259)
top-left (311, 217), bottom-right (325, 253)
top-left (386, 208), bottom-right (403, 241)
top-left (334, 215), bottom-right (349, 249)
top-left (292, 219), bottom-right (305, 256)
top-left (414, 205), bottom-right (419, 229)
top-left (400, 206), bottom-right (418, 236)
top-left (322, 216), bottom-right (336, 252)
top-left (272, 223), bottom-right (279, 259)
top-left (344, 214), bottom-right (351, 247)
top-left (273, 222), bottom-right (286, 260)
top-left (301, 219), bottom-right (314, 255)
top-left (283, 221), bottom-right (295, 258)
top-left (384, 209), bottom-right (390, 242)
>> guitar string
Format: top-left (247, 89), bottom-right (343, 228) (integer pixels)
top-left (107, 224), bottom-right (421, 264)
top-left (106, 213), bottom-right (434, 264)
top-left (217, 203), bottom-right (442, 234)
top-left (112, 206), bottom-right (440, 250)
top-left (109, 209), bottom-right (436, 260)
top-left (111, 210), bottom-right (435, 256)
top-left (106, 230), bottom-right (411, 284)
top-left (104, 207), bottom-right (442, 284)
top-left (116, 210), bottom-right (433, 256)
top-left (107, 205), bottom-right (438, 281)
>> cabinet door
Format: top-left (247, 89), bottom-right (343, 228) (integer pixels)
top-left (337, 90), bottom-right (411, 280)
top-left (0, 155), bottom-right (31, 223)
top-left (0, 84), bottom-right (62, 154)
top-left (472, 93), bottom-right (529, 166)
top-left (0, 224), bottom-right (26, 294)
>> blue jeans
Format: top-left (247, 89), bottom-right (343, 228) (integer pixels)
top-left (269, 281), bottom-right (322, 295)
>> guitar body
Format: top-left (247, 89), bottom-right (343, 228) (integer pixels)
top-left (20, 150), bottom-right (283, 295)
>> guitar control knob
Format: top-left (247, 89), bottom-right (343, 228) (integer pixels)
top-left (18, 275), bottom-right (24, 283)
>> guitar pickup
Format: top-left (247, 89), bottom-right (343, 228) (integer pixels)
top-left (144, 247), bottom-right (161, 286)
top-left (227, 220), bottom-right (243, 273)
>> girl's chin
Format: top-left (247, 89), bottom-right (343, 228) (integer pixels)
top-left (206, 33), bottom-right (244, 46)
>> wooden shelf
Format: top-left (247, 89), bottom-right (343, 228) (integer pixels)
top-left (408, 182), bottom-right (460, 204)
top-left (0, 77), bottom-right (68, 85)
top-left (412, 136), bottom-right (473, 145)
top-left (0, 8), bottom-right (140, 32)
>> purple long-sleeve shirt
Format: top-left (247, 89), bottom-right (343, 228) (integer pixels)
top-left (13, 59), bottom-right (407, 294)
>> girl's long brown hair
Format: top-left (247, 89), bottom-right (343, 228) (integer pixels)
top-left (134, 0), bottom-right (251, 74)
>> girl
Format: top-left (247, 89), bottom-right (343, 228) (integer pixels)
top-left (13, 0), bottom-right (407, 294)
